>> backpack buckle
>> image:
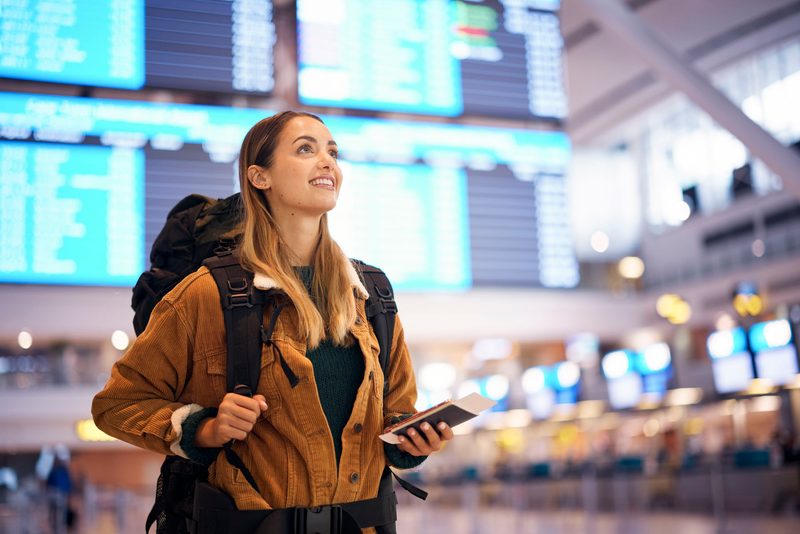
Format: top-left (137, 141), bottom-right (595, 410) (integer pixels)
top-left (214, 237), bottom-right (238, 256)
top-left (380, 298), bottom-right (398, 314)
top-left (225, 293), bottom-right (253, 309)
top-left (297, 504), bottom-right (342, 534)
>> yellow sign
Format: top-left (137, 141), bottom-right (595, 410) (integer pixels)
top-left (75, 419), bottom-right (117, 442)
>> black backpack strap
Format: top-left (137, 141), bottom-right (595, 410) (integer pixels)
top-left (352, 260), bottom-right (396, 398)
top-left (203, 253), bottom-right (265, 394)
top-left (202, 252), bottom-right (268, 496)
top-left (351, 262), bottom-right (428, 504)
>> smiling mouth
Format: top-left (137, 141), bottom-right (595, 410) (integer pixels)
top-left (310, 176), bottom-right (335, 188)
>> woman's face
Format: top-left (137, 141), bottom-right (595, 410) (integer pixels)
top-left (252, 116), bottom-right (342, 219)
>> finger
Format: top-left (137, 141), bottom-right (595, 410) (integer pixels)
top-left (217, 413), bottom-right (255, 433)
top-left (436, 421), bottom-right (454, 440)
top-left (252, 394), bottom-right (269, 413)
top-left (397, 435), bottom-right (424, 456)
top-left (419, 423), bottom-right (441, 450)
top-left (226, 393), bottom-right (263, 413)
top-left (405, 428), bottom-right (431, 454)
top-left (222, 427), bottom-right (248, 441)
top-left (220, 402), bottom-right (259, 424)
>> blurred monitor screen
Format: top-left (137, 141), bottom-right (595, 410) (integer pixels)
top-left (712, 352), bottom-right (755, 394)
top-left (754, 346), bottom-right (799, 386)
top-left (607, 372), bottom-right (642, 410)
top-left (526, 388), bottom-right (555, 420)
top-left (0, 92), bottom-right (574, 290)
top-left (0, 0), bottom-right (275, 94)
top-left (297, 0), bottom-right (567, 120)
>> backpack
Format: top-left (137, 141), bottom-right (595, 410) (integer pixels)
top-left (134, 193), bottom-right (419, 534)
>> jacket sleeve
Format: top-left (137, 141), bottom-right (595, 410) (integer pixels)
top-left (91, 294), bottom-right (200, 457)
top-left (382, 313), bottom-right (427, 469)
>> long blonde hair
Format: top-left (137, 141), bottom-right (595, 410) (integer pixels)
top-left (237, 111), bottom-right (356, 348)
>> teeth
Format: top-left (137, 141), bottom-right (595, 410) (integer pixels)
top-left (310, 178), bottom-right (334, 187)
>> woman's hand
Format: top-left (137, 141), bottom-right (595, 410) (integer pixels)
top-left (394, 421), bottom-right (454, 456)
top-left (195, 393), bottom-right (268, 448)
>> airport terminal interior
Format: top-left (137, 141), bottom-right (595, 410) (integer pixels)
top-left (1, 0), bottom-right (800, 532)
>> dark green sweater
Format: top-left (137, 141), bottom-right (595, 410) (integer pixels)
top-left (295, 266), bottom-right (364, 465)
top-left (295, 267), bottom-right (424, 469)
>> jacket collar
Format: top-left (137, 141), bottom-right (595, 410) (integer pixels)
top-left (252, 257), bottom-right (370, 300)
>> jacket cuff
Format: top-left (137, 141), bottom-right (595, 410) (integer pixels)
top-left (384, 443), bottom-right (427, 470)
top-left (384, 413), bottom-right (427, 469)
top-left (170, 404), bottom-right (220, 465)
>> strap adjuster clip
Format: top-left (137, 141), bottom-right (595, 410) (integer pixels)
top-left (225, 292), bottom-right (253, 309)
top-left (298, 504), bottom-right (342, 534)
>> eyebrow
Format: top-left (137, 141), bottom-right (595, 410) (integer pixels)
top-left (292, 135), bottom-right (337, 146)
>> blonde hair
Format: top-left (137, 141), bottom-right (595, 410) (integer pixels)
top-left (237, 111), bottom-right (356, 348)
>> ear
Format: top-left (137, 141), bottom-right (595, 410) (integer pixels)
top-left (247, 165), bottom-right (271, 190)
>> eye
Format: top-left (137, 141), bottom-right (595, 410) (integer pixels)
top-left (297, 143), bottom-right (313, 154)
top-left (329, 149), bottom-right (339, 159)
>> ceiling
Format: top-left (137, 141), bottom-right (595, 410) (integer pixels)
top-left (560, 0), bottom-right (800, 145)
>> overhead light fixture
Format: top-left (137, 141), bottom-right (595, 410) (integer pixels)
top-left (17, 331), bottom-right (32, 350)
top-left (590, 231), bottom-right (610, 253)
top-left (111, 330), bottom-right (130, 351)
top-left (618, 256), bottom-right (645, 279)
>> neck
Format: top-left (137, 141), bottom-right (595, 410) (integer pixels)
top-left (271, 209), bottom-right (321, 266)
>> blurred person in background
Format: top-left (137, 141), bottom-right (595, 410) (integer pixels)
top-left (46, 444), bottom-right (75, 533)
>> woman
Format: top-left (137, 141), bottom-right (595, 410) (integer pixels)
top-left (92, 111), bottom-right (453, 533)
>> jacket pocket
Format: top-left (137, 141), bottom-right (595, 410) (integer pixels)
top-left (196, 350), bottom-right (228, 406)
top-left (205, 345), bottom-right (284, 413)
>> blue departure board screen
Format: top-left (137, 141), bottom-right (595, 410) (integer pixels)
top-left (0, 91), bottom-right (574, 289)
top-left (329, 163), bottom-right (471, 291)
top-left (297, 0), bottom-right (566, 120)
top-left (0, 0), bottom-right (145, 89)
top-left (0, 141), bottom-right (144, 286)
top-left (0, 0), bottom-right (275, 94)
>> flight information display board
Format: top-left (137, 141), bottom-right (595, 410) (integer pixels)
top-left (329, 163), bottom-right (471, 291)
top-left (0, 92), bottom-right (574, 289)
top-left (0, 0), bottom-right (145, 88)
top-left (297, 0), bottom-right (566, 119)
top-left (0, 0), bottom-right (275, 94)
top-left (145, 0), bottom-right (275, 93)
top-left (0, 141), bottom-right (143, 285)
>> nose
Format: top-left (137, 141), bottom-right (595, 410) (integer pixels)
top-left (318, 151), bottom-right (335, 168)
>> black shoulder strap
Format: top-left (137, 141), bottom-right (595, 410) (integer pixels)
top-left (203, 252), bottom-right (266, 395)
top-left (202, 251), bottom-right (267, 494)
top-left (352, 260), bottom-right (397, 397)
top-left (352, 261), bottom-right (429, 503)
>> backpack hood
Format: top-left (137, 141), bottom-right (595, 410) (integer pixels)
top-left (252, 257), bottom-right (370, 300)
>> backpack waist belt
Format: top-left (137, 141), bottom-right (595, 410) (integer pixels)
top-left (190, 479), bottom-right (397, 534)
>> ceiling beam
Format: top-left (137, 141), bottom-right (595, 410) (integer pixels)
top-left (580, 0), bottom-right (800, 197)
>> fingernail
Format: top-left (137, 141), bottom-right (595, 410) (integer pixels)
top-left (420, 423), bottom-right (430, 430)
top-left (438, 422), bottom-right (447, 430)
top-left (408, 429), bottom-right (416, 436)
top-left (398, 436), bottom-right (405, 443)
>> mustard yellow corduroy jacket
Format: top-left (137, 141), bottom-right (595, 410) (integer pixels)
top-left (92, 259), bottom-right (419, 516)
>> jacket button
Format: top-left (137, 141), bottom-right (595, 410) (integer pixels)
top-left (355, 317), bottom-right (363, 325)
top-left (354, 423), bottom-right (363, 433)
top-left (350, 472), bottom-right (359, 484)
